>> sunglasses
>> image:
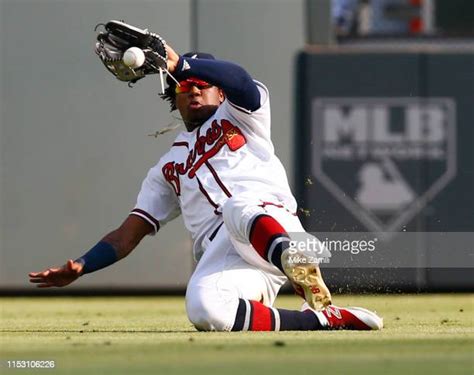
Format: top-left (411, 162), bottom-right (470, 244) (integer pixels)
top-left (175, 78), bottom-right (213, 94)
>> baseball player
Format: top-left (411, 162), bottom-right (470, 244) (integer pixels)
top-left (29, 40), bottom-right (383, 331)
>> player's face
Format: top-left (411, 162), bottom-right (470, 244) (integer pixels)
top-left (175, 78), bottom-right (224, 131)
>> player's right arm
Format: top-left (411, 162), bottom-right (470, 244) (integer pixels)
top-left (28, 215), bottom-right (154, 288)
top-left (29, 140), bottom-right (181, 288)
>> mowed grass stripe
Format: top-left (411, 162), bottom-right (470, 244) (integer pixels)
top-left (1, 294), bottom-right (473, 375)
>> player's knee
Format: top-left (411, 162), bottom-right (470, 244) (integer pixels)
top-left (185, 292), bottom-right (232, 332)
top-left (222, 196), bottom-right (264, 243)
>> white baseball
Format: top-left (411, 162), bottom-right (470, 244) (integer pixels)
top-left (123, 47), bottom-right (145, 68)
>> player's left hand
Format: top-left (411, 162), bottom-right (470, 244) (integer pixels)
top-left (28, 260), bottom-right (83, 288)
top-left (95, 20), bottom-right (169, 84)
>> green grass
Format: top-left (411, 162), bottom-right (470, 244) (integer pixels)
top-left (1, 294), bottom-right (473, 374)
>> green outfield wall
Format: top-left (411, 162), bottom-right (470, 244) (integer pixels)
top-left (0, 0), bottom-right (305, 292)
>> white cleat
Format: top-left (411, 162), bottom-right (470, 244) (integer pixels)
top-left (281, 248), bottom-right (332, 311)
top-left (302, 302), bottom-right (383, 330)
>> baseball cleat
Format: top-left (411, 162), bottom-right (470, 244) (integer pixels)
top-left (281, 248), bottom-right (332, 310)
top-left (302, 303), bottom-right (383, 330)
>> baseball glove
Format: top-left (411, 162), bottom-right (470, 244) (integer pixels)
top-left (94, 20), bottom-right (168, 86)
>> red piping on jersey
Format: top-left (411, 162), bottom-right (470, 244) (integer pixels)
top-left (196, 176), bottom-right (222, 216)
top-left (205, 160), bottom-right (232, 198)
top-left (259, 202), bottom-right (297, 216)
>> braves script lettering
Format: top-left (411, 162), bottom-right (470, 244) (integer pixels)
top-left (162, 119), bottom-right (246, 195)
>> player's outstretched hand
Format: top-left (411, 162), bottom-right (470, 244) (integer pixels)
top-left (28, 260), bottom-right (83, 288)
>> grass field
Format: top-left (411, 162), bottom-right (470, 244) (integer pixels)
top-left (1, 294), bottom-right (473, 374)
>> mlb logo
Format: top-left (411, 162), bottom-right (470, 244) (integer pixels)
top-left (312, 97), bottom-right (457, 235)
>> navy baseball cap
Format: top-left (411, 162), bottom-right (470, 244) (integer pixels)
top-left (166, 52), bottom-right (216, 86)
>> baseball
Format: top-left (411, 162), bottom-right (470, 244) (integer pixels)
top-left (123, 47), bottom-right (145, 68)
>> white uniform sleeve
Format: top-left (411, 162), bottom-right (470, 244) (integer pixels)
top-left (219, 81), bottom-right (274, 160)
top-left (130, 161), bottom-right (181, 234)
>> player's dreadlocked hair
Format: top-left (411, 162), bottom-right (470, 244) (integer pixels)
top-left (159, 83), bottom-right (177, 111)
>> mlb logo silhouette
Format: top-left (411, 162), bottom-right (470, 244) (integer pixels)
top-left (311, 97), bottom-right (456, 235)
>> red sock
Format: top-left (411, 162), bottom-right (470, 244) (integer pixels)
top-left (249, 215), bottom-right (290, 272)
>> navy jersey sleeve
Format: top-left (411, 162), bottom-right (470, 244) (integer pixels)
top-left (173, 57), bottom-right (261, 112)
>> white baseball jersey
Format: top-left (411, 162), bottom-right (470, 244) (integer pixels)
top-left (131, 81), bottom-right (297, 259)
